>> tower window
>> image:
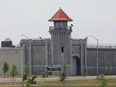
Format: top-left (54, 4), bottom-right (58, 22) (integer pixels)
top-left (61, 47), bottom-right (64, 53)
top-left (54, 21), bottom-right (67, 29)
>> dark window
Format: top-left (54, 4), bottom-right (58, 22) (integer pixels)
top-left (61, 47), bottom-right (64, 53)
top-left (54, 21), bottom-right (67, 29)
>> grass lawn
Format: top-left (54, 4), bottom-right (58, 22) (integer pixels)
top-left (0, 78), bottom-right (116, 87)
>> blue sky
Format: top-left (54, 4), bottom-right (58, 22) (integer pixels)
top-left (0, 0), bottom-right (116, 46)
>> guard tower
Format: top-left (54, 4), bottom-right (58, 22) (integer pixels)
top-left (49, 8), bottom-right (73, 69)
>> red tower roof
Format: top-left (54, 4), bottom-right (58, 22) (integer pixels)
top-left (49, 8), bottom-right (73, 21)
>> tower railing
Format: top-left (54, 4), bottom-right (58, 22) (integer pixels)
top-left (49, 26), bottom-right (72, 30)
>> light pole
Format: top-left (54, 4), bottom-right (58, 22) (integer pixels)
top-left (89, 35), bottom-right (99, 79)
top-left (21, 34), bottom-right (29, 40)
top-left (21, 34), bottom-right (32, 75)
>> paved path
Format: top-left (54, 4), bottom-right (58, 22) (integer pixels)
top-left (0, 75), bottom-right (116, 82)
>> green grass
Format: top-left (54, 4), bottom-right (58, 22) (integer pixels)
top-left (0, 79), bottom-right (116, 87)
top-left (0, 75), bottom-right (116, 87)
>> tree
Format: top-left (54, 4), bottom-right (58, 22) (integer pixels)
top-left (24, 64), bottom-right (29, 75)
top-left (81, 67), bottom-right (87, 80)
top-left (42, 68), bottom-right (48, 79)
top-left (26, 80), bottom-right (31, 87)
top-left (22, 64), bottom-right (37, 87)
top-left (22, 64), bottom-right (30, 87)
top-left (26, 75), bottom-right (37, 87)
top-left (98, 74), bottom-right (108, 87)
top-left (28, 75), bottom-right (37, 84)
top-left (105, 62), bottom-right (112, 79)
top-left (10, 64), bottom-right (18, 82)
top-left (3, 61), bottom-right (10, 78)
top-left (59, 65), bottom-right (67, 87)
top-left (23, 64), bottom-right (29, 81)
